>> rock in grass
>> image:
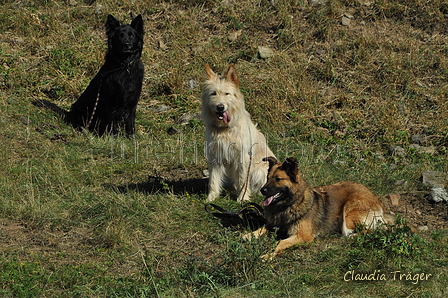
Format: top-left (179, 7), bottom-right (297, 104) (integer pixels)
top-left (421, 171), bottom-right (445, 188)
top-left (386, 194), bottom-right (400, 206)
top-left (185, 78), bottom-right (198, 90)
top-left (409, 144), bottom-right (437, 155)
top-left (428, 187), bottom-right (448, 203)
top-left (309, 0), bottom-right (326, 5)
top-left (258, 46), bottom-right (275, 59)
top-left (228, 30), bottom-right (242, 42)
top-left (153, 105), bottom-right (170, 113)
top-left (341, 16), bottom-right (351, 26)
top-left (411, 134), bottom-right (426, 144)
top-left (388, 145), bottom-right (406, 156)
top-left (177, 112), bottom-right (201, 125)
top-left (342, 13), bottom-right (353, 26)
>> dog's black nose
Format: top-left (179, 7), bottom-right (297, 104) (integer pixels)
top-left (261, 187), bottom-right (267, 195)
top-left (216, 103), bottom-right (224, 112)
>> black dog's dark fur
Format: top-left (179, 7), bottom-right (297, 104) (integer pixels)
top-left (34, 14), bottom-right (144, 136)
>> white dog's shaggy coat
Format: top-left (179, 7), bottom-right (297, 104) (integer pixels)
top-left (202, 64), bottom-right (275, 202)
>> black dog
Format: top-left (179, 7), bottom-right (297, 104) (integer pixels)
top-left (34, 14), bottom-right (144, 136)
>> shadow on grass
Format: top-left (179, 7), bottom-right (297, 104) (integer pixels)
top-left (107, 176), bottom-right (208, 195)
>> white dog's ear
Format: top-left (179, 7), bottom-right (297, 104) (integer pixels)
top-left (205, 64), bottom-right (216, 79)
top-left (224, 65), bottom-right (239, 88)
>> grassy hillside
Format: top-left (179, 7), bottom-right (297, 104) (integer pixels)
top-left (0, 0), bottom-right (447, 297)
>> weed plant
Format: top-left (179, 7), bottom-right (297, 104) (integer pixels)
top-left (354, 215), bottom-right (428, 267)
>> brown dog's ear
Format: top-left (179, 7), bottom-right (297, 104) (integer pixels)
top-left (282, 157), bottom-right (298, 182)
top-left (224, 65), bottom-right (239, 88)
top-left (262, 156), bottom-right (279, 172)
top-left (205, 64), bottom-right (216, 80)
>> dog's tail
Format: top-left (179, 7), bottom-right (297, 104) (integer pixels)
top-left (382, 212), bottom-right (395, 225)
top-left (32, 99), bottom-right (68, 119)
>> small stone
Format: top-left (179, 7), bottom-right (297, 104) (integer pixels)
top-left (411, 134), bottom-right (426, 144)
top-left (191, 46), bottom-right (203, 54)
top-left (202, 170), bottom-right (209, 177)
top-left (153, 105), bottom-right (170, 113)
top-left (409, 144), bottom-right (437, 155)
top-left (388, 145), bottom-right (406, 156)
top-left (341, 16), bottom-right (351, 26)
top-left (228, 29), bottom-right (242, 42)
top-left (394, 179), bottom-right (407, 186)
top-left (420, 146), bottom-right (437, 155)
top-left (158, 39), bottom-right (168, 51)
top-left (15, 37), bottom-right (24, 44)
top-left (309, 0), bottom-right (325, 5)
top-left (257, 46), bottom-right (275, 59)
top-left (421, 171), bottom-right (445, 188)
top-left (374, 152), bottom-right (385, 161)
top-left (185, 78), bottom-right (198, 90)
top-left (177, 112), bottom-right (201, 125)
top-left (386, 194), bottom-right (400, 206)
top-left (428, 187), bottom-right (448, 203)
top-left (95, 4), bottom-right (103, 14)
top-left (408, 144), bottom-right (420, 150)
top-left (360, 21), bottom-right (366, 26)
top-left (418, 226), bottom-right (429, 232)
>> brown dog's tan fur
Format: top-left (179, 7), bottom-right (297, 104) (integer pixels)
top-left (244, 156), bottom-right (394, 259)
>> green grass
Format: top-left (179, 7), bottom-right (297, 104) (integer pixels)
top-left (1, 0), bottom-right (448, 297)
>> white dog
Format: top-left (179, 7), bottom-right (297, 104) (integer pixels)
top-left (202, 64), bottom-right (275, 202)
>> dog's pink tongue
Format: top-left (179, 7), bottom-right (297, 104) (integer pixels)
top-left (263, 196), bottom-right (274, 207)
top-left (223, 111), bottom-right (231, 124)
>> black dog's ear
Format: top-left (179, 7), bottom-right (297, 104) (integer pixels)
top-left (131, 14), bottom-right (144, 36)
top-left (262, 156), bottom-right (279, 172)
top-left (282, 157), bottom-right (298, 182)
top-left (106, 15), bottom-right (120, 37)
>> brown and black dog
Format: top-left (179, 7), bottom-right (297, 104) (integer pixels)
top-left (244, 156), bottom-right (395, 259)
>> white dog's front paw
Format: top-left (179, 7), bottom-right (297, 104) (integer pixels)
top-left (206, 196), bottom-right (216, 202)
top-left (237, 191), bottom-right (251, 203)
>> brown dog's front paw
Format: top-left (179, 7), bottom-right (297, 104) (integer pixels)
top-left (242, 232), bottom-right (253, 241)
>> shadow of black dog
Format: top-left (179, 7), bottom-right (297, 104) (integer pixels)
top-left (110, 176), bottom-right (208, 196)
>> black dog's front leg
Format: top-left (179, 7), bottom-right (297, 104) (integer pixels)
top-left (124, 106), bottom-right (137, 136)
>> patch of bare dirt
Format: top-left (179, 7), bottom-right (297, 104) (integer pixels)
top-left (383, 192), bottom-right (448, 231)
top-left (0, 219), bottom-right (95, 261)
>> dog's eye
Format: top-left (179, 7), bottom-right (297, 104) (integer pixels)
top-left (225, 92), bottom-right (230, 96)
top-left (210, 91), bottom-right (217, 96)
top-left (275, 177), bottom-right (282, 182)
